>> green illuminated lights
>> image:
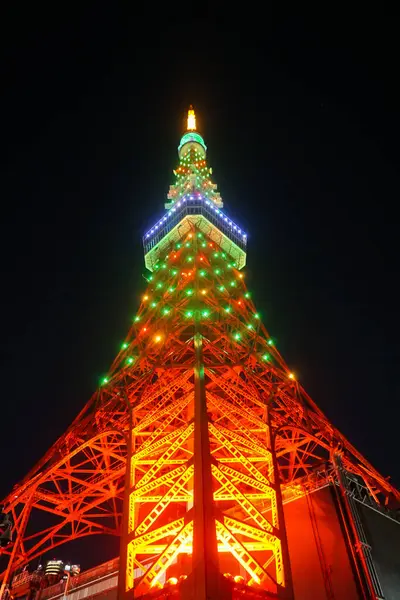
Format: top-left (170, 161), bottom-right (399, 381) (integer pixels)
top-left (101, 377), bottom-right (109, 386)
top-left (219, 285), bottom-right (225, 292)
top-left (230, 281), bottom-right (236, 287)
top-left (156, 282), bottom-right (163, 289)
top-left (185, 310), bottom-right (193, 318)
top-left (199, 270), bottom-right (206, 277)
top-left (185, 242), bottom-right (191, 248)
top-left (233, 332), bottom-right (241, 341)
top-left (201, 242), bottom-right (207, 248)
top-left (186, 289), bottom-right (194, 296)
top-left (201, 310), bottom-right (210, 318)
top-left (168, 286), bottom-right (175, 293)
top-left (134, 316), bottom-right (140, 322)
top-left (224, 306), bottom-right (232, 313)
top-left (171, 269), bottom-right (178, 275)
top-left (262, 354), bottom-right (270, 361)
top-left (214, 268), bottom-right (221, 275)
top-left (267, 339), bottom-right (274, 346)
top-left (121, 342), bottom-right (129, 350)
top-left (254, 313), bottom-right (260, 319)
top-left (162, 307), bottom-right (171, 315)
top-left (247, 324), bottom-right (253, 330)
top-left (187, 256), bottom-right (194, 262)
top-left (244, 292), bottom-right (250, 298)
top-left (126, 357), bottom-right (134, 365)
top-left (176, 243), bottom-right (182, 249)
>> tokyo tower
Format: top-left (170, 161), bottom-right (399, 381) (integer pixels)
top-left (1, 108), bottom-right (399, 600)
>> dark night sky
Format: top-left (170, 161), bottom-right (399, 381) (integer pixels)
top-left (1, 6), bottom-right (399, 566)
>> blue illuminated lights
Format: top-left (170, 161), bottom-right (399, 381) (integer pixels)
top-left (144, 193), bottom-right (247, 242)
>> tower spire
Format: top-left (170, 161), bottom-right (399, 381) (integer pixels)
top-left (187, 105), bottom-right (197, 131)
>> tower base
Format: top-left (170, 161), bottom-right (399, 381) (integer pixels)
top-left (135, 578), bottom-right (279, 600)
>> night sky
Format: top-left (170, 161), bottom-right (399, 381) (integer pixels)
top-left (1, 7), bottom-right (399, 567)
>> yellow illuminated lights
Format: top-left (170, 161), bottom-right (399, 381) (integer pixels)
top-left (187, 108), bottom-right (196, 131)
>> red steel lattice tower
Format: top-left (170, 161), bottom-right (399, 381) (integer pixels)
top-left (1, 108), bottom-right (399, 600)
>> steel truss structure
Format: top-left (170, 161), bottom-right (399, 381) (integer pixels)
top-left (1, 109), bottom-right (399, 600)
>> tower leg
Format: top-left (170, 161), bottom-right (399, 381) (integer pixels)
top-left (0, 498), bottom-right (33, 599)
top-left (181, 331), bottom-right (231, 600)
top-left (118, 398), bottom-right (133, 600)
top-left (270, 423), bottom-right (294, 600)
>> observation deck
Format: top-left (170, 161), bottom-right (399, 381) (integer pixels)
top-left (143, 193), bottom-right (247, 272)
top-left (143, 108), bottom-right (247, 272)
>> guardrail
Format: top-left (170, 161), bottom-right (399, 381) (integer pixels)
top-left (37, 558), bottom-right (120, 600)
